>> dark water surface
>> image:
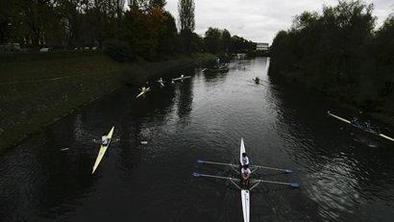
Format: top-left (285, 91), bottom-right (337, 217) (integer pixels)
top-left (1, 58), bottom-right (394, 222)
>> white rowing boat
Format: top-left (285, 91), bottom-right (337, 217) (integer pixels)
top-left (136, 87), bottom-right (151, 98)
top-left (327, 111), bottom-right (394, 142)
top-left (157, 78), bottom-right (165, 87)
top-left (193, 138), bottom-right (299, 222)
top-left (172, 75), bottom-right (191, 82)
top-left (92, 126), bottom-right (115, 174)
top-left (239, 138), bottom-right (250, 222)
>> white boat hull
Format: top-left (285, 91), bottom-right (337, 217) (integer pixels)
top-left (92, 126), bottom-right (115, 174)
top-left (241, 190), bottom-right (250, 222)
top-left (172, 76), bottom-right (191, 81)
top-left (239, 138), bottom-right (250, 222)
top-left (240, 138), bottom-right (246, 164)
top-left (136, 87), bottom-right (151, 98)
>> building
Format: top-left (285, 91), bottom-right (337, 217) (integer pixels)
top-left (256, 43), bottom-right (269, 51)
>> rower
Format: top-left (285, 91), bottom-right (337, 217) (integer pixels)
top-left (241, 165), bottom-right (251, 187)
top-left (365, 120), bottom-right (371, 129)
top-left (241, 152), bottom-right (250, 167)
top-left (351, 117), bottom-right (360, 126)
top-left (101, 134), bottom-right (109, 146)
top-left (158, 78), bottom-right (164, 87)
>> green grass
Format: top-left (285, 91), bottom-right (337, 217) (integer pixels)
top-left (0, 52), bottom-right (215, 152)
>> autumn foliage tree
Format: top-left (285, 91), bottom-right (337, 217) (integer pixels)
top-left (1, 0), bottom-right (256, 61)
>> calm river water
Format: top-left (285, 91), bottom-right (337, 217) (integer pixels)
top-left (1, 57), bottom-right (394, 222)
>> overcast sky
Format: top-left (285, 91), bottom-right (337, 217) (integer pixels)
top-left (165, 0), bottom-right (393, 44)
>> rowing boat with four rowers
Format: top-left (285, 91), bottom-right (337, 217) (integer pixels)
top-left (327, 111), bottom-right (394, 142)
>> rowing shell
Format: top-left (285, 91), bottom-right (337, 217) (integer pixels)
top-left (157, 78), bottom-right (165, 87)
top-left (92, 126), bottom-right (115, 174)
top-left (172, 75), bottom-right (191, 81)
top-left (136, 87), bottom-right (151, 98)
top-left (240, 138), bottom-right (250, 222)
top-left (157, 80), bottom-right (165, 87)
top-left (193, 138), bottom-right (299, 222)
top-left (327, 111), bottom-right (394, 142)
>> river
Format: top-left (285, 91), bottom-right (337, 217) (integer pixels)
top-left (1, 57), bottom-right (393, 222)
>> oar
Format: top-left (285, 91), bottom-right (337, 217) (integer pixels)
top-left (192, 172), bottom-right (239, 181)
top-left (229, 178), bottom-right (242, 190)
top-left (197, 160), bottom-right (237, 167)
top-left (253, 179), bottom-right (300, 188)
top-left (251, 165), bottom-right (293, 174)
top-left (193, 172), bottom-right (242, 190)
top-left (249, 180), bottom-right (262, 191)
top-left (379, 133), bottom-right (394, 142)
top-left (327, 111), bottom-right (351, 124)
top-left (198, 160), bottom-right (294, 174)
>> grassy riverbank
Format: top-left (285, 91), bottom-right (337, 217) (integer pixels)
top-left (0, 51), bottom-right (215, 152)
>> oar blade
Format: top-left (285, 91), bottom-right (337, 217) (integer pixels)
top-left (290, 182), bottom-right (300, 188)
top-left (193, 172), bottom-right (201, 177)
top-left (380, 133), bottom-right (394, 142)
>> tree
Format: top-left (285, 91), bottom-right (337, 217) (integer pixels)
top-left (178, 0), bottom-right (195, 53)
top-left (373, 16), bottom-right (394, 99)
top-left (178, 0), bottom-right (195, 32)
top-left (204, 27), bottom-right (221, 53)
top-left (269, 0), bottom-right (390, 112)
top-left (0, 0), bottom-right (13, 43)
top-left (157, 11), bottom-right (178, 54)
top-left (150, 0), bottom-right (166, 9)
top-left (222, 29), bottom-right (231, 52)
top-left (130, 0), bottom-right (150, 10)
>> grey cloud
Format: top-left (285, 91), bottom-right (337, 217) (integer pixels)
top-left (166, 0), bottom-right (393, 44)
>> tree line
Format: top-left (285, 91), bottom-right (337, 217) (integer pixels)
top-left (269, 0), bottom-right (393, 113)
top-left (0, 0), bottom-right (256, 60)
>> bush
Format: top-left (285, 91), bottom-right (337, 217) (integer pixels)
top-left (103, 40), bottom-right (134, 62)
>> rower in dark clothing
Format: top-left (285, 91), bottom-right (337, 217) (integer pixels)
top-left (241, 165), bottom-right (251, 188)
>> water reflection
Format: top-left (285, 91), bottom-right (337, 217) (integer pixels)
top-left (202, 69), bottom-right (229, 86)
top-left (175, 75), bottom-right (194, 119)
top-left (1, 57), bottom-right (394, 221)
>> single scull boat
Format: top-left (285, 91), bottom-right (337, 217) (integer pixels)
top-left (157, 78), bottom-right (165, 87)
top-left (92, 126), bottom-right (115, 174)
top-left (172, 75), bottom-right (191, 82)
top-left (193, 138), bottom-right (299, 222)
top-left (136, 87), bottom-right (151, 98)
